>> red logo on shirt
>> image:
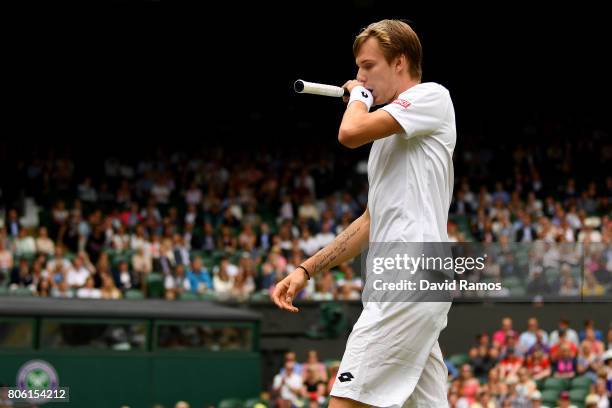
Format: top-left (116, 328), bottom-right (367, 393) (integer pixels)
top-left (392, 98), bottom-right (411, 108)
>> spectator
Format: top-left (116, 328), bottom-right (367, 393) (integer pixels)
top-left (302, 365), bottom-right (326, 407)
top-left (101, 274), bottom-right (122, 299)
top-left (515, 367), bottom-right (537, 401)
top-left (582, 328), bottom-right (606, 356)
top-left (132, 246), bottom-right (152, 277)
top-left (498, 347), bottom-right (523, 383)
top-left (159, 238), bottom-right (176, 275)
top-left (585, 378), bottom-right (610, 408)
top-left (556, 390), bottom-right (578, 408)
top-left (525, 348), bottom-right (552, 380)
top-left (65, 257), bottom-right (91, 289)
top-left (553, 345), bottom-right (577, 379)
top-left (470, 345), bottom-right (497, 380)
top-left (173, 234), bottom-right (190, 267)
top-left (457, 364), bottom-right (480, 406)
top-left (0, 241), bottom-right (14, 282)
top-left (272, 361), bottom-right (303, 408)
top-left (76, 277), bottom-right (102, 299)
top-left (164, 264), bottom-right (190, 300)
top-left (37, 277), bottom-right (52, 297)
top-left (302, 350), bottom-right (328, 382)
top-left (470, 389), bottom-right (496, 408)
top-left (35, 226), bottom-right (55, 256)
top-left (518, 318), bottom-right (549, 356)
top-left (51, 200), bottom-right (69, 242)
top-left (5, 209), bottom-right (21, 238)
top-left (335, 263), bottom-right (362, 300)
top-left (186, 257), bottom-right (213, 294)
top-left (315, 221), bottom-right (335, 248)
top-left (213, 264), bottom-right (233, 300)
top-left (531, 390), bottom-right (542, 408)
top-left (577, 341), bottom-right (603, 381)
top-left (580, 320), bottom-right (605, 342)
top-left (200, 222), bottom-right (216, 253)
top-left (78, 177), bottom-right (97, 202)
top-left (238, 223), bottom-right (257, 251)
top-left (15, 228), bottom-right (36, 257)
top-left (257, 222), bottom-right (272, 252)
top-left (493, 317), bottom-right (517, 347)
top-left (51, 281), bottom-right (73, 298)
top-left (551, 330), bottom-right (579, 360)
top-left (10, 258), bottom-right (33, 288)
top-left (298, 227), bottom-right (320, 257)
top-left (184, 181), bottom-right (202, 206)
top-left (114, 260), bottom-right (136, 291)
top-left (231, 268), bottom-right (255, 301)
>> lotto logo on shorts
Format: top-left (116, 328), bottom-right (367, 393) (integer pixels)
top-left (338, 372), bottom-right (354, 382)
top-left (392, 98), bottom-right (411, 108)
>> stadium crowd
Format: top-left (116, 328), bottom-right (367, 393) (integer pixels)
top-left (269, 318), bottom-right (612, 408)
top-left (0, 123), bottom-right (611, 301)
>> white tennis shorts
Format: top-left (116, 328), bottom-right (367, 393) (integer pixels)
top-left (330, 301), bottom-right (451, 408)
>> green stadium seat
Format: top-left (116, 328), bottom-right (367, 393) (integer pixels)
top-left (178, 291), bottom-right (199, 300)
top-left (218, 398), bottom-right (244, 408)
top-left (249, 291), bottom-right (268, 302)
top-left (571, 375), bottom-right (592, 390)
top-left (0, 286), bottom-right (8, 296)
top-left (503, 277), bottom-right (522, 288)
top-left (125, 289), bottom-right (144, 300)
top-left (569, 388), bottom-right (589, 404)
top-left (19, 253), bottom-right (36, 264)
top-left (544, 377), bottom-right (569, 391)
top-left (448, 353), bottom-right (470, 368)
top-left (200, 291), bottom-right (217, 301)
top-left (535, 378), bottom-right (546, 390)
top-left (541, 389), bottom-right (561, 406)
top-left (509, 286), bottom-right (527, 296)
top-left (146, 273), bottom-right (164, 299)
top-left (10, 287), bottom-right (34, 296)
top-left (190, 250), bottom-right (205, 261)
top-left (202, 256), bottom-right (214, 269)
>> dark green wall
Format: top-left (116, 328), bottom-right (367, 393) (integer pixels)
top-left (0, 350), bottom-right (260, 407)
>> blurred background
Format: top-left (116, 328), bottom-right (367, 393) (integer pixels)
top-left (0, 2), bottom-right (611, 408)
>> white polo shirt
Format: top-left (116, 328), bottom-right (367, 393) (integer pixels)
top-left (368, 82), bottom-right (456, 242)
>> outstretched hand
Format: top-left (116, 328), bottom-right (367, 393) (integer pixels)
top-left (271, 268), bottom-right (309, 313)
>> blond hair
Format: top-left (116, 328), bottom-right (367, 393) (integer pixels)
top-left (353, 19), bottom-right (422, 80)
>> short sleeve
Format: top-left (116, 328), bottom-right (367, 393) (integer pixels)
top-left (381, 84), bottom-right (449, 140)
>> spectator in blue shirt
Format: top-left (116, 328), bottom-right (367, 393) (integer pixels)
top-left (186, 256), bottom-right (213, 294)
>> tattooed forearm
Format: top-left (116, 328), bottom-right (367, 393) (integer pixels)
top-left (306, 212), bottom-right (369, 276)
top-left (314, 226), bottom-right (360, 273)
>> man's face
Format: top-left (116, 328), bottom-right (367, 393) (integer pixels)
top-left (528, 319), bottom-right (538, 331)
top-left (503, 318), bottom-right (512, 330)
top-left (355, 37), bottom-right (400, 105)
